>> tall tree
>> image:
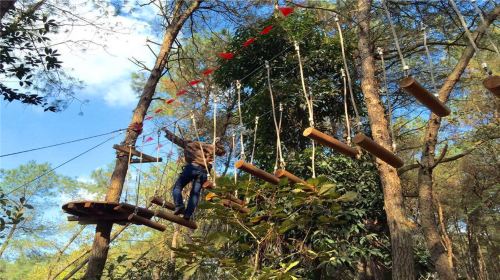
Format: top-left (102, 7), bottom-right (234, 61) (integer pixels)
top-left (83, 1), bottom-right (202, 279)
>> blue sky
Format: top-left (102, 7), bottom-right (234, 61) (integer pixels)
top-left (0, 1), bottom-right (162, 182)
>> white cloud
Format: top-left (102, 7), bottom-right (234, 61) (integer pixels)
top-left (51, 1), bottom-right (159, 107)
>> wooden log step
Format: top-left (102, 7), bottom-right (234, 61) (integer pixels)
top-left (483, 75), bottom-right (500, 97)
top-left (127, 213), bottom-right (166, 231)
top-left (353, 133), bottom-right (404, 168)
top-left (223, 194), bottom-right (246, 206)
top-left (149, 197), bottom-right (176, 211)
top-left (67, 215), bottom-right (128, 225)
top-left (117, 203), bottom-right (154, 219)
top-left (119, 203), bottom-right (197, 229)
top-left (303, 127), bottom-right (358, 158)
top-left (399, 77), bottom-right (451, 117)
top-left (235, 160), bottom-right (280, 185)
top-left (275, 169), bottom-right (316, 192)
top-left (113, 144), bottom-right (162, 163)
top-left (221, 199), bottom-right (250, 214)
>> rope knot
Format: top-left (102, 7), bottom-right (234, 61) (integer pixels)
top-left (376, 47), bottom-right (383, 56)
top-left (265, 60), bottom-right (270, 69)
top-left (236, 80), bottom-right (241, 89)
top-left (293, 41), bottom-right (300, 51)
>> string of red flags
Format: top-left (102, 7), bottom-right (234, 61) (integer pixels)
top-left (144, 6), bottom-right (296, 119)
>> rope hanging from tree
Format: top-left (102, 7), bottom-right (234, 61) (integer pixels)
top-left (470, 0), bottom-right (500, 55)
top-left (421, 24), bottom-right (438, 95)
top-left (232, 133), bottom-right (237, 184)
top-left (449, 0), bottom-right (491, 75)
top-left (335, 15), bottom-right (361, 127)
top-left (381, 0), bottom-right (410, 76)
top-left (212, 93), bottom-right (218, 187)
top-left (265, 61), bottom-right (285, 170)
top-left (340, 68), bottom-right (352, 146)
top-left (274, 103), bottom-right (284, 172)
top-left (236, 80), bottom-right (245, 160)
top-left (377, 48), bottom-right (397, 151)
top-left (294, 41), bottom-right (316, 177)
top-left (250, 117), bottom-right (259, 164)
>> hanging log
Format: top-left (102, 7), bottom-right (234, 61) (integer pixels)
top-left (275, 169), bottom-right (316, 192)
top-left (353, 133), bottom-right (404, 168)
top-left (149, 197), bottom-right (175, 211)
top-left (221, 199), bottom-right (250, 214)
top-left (235, 160), bottom-right (280, 185)
top-left (112, 144), bottom-right (162, 163)
top-left (399, 77), bottom-right (451, 117)
top-left (224, 194), bottom-right (246, 206)
top-left (483, 75), bottom-right (500, 97)
top-left (127, 213), bottom-right (167, 231)
top-left (302, 127), bottom-right (358, 158)
top-left (202, 180), bottom-right (214, 189)
top-left (118, 203), bottom-right (197, 229)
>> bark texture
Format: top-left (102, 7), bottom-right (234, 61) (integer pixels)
top-left (83, 1), bottom-right (201, 279)
top-left (356, 0), bottom-right (415, 279)
top-left (417, 6), bottom-right (499, 280)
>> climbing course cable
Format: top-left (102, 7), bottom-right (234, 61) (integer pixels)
top-left (6, 131), bottom-right (122, 196)
top-left (0, 129), bottom-right (126, 158)
top-left (381, 0), bottom-right (410, 76)
top-left (232, 133), bottom-right (237, 183)
top-left (377, 47), bottom-right (397, 151)
top-left (470, 0), bottom-right (500, 55)
top-left (265, 61), bottom-right (285, 170)
top-left (250, 116), bottom-right (259, 166)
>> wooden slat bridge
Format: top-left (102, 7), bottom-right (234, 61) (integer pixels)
top-left (62, 200), bottom-right (197, 231)
top-left (113, 144), bottom-right (162, 163)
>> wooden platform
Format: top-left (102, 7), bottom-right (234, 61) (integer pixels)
top-left (62, 200), bottom-right (197, 230)
top-left (113, 144), bottom-right (162, 163)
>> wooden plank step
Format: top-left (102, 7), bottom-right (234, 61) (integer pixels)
top-left (119, 203), bottom-right (197, 229)
top-left (483, 75), bottom-right (500, 97)
top-left (353, 133), bottom-right (404, 168)
top-left (235, 160), bottom-right (280, 185)
top-left (303, 127), bottom-right (358, 158)
top-left (113, 144), bottom-right (162, 163)
top-left (399, 77), bottom-right (450, 117)
top-left (149, 196), bottom-right (175, 211)
top-left (275, 169), bottom-right (316, 192)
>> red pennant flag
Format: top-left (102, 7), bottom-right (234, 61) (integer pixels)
top-left (202, 68), bottom-right (215, 76)
top-left (166, 98), bottom-right (175, 104)
top-left (154, 108), bottom-right (163, 114)
top-left (279, 6), bottom-right (294, 17)
top-left (176, 89), bottom-right (187, 96)
top-left (260, 25), bottom-right (273, 35)
top-left (218, 52), bottom-right (234, 60)
top-left (189, 80), bottom-right (202, 86)
top-left (145, 136), bottom-right (154, 143)
top-left (243, 37), bottom-right (256, 47)
top-left (145, 115), bottom-right (153, 120)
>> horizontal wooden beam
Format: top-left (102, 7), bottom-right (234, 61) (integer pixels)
top-left (118, 203), bottom-right (197, 229)
top-left (113, 144), bottom-right (162, 163)
top-left (221, 199), bottom-right (250, 214)
top-left (399, 77), bottom-right (451, 117)
top-left (483, 75), bottom-right (500, 97)
top-left (303, 127), bottom-right (359, 158)
top-left (149, 196), bottom-right (175, 211)
top-left (353, 133), bottom-right (404, 168)
top-left (275, 169), bottom-right (316, 192)
top-left (235, 160), bottom-right (280, 185)
top-left (127, 213), bottom-right (166, 232)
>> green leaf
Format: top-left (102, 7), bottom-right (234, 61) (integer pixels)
top-left (336, 191), bottom-right (357, 202)
top-left (318, 183), bottom-right (335, 196)
top-left (284, 260), bottom-right (300, 272)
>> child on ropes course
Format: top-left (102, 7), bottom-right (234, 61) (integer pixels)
top-left (162, 127), bottom-right (225, 220)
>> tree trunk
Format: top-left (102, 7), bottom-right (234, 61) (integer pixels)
top-left (356, 0), bottom-right (415, 279)
top-left (467, 208), bottom-right (488, 280)
top-left (83, 2), bottom-right (201, 279)
top-left (417, 6), bottom-right (499, 280)
top-left (0, 222), bottom-right (17, 258)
